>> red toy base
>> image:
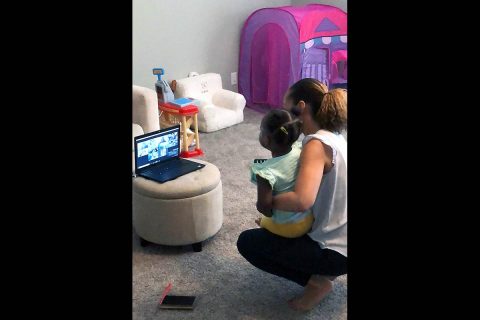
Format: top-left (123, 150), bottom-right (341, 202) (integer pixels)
top-left (180, 148), bottom-right (204, 158)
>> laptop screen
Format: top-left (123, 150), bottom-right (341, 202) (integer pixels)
top-left (135, 125), bottom-right (180, 170)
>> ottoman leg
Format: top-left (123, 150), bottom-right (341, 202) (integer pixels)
top-left (140, 237), bottom-right (151, 247)
top-left (192, 242), bottom-right (202, 252)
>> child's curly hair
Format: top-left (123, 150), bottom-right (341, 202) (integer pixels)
top-left (262, 109), bottom-right (302, 147)
top-left (287, 78), bottom-right (347, 134)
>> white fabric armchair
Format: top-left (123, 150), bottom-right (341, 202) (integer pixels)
top-left (175, 73), bottom-right (245, 132)
top-left (132, 85), bottom-right (160, 172)
top-left (133, 85), bottom-right (159, 135)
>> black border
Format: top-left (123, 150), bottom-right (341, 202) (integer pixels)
top-left (347, 0), bottom-right (462, 317)
top-left (8, 1), bottom-right (133, 317)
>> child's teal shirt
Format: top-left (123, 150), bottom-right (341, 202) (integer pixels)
top-left (251, 141), bottom-right (310, 224)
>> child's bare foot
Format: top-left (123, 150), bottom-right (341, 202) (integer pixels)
top-left (255, 217), bottom-right (262, 226)
top-left (288, 275), bottom-right (333, 311)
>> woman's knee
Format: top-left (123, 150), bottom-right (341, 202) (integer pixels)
top-left (236, 229), bottom-right (258, 257)
top-left (237, 228), bottom-right (264, 258)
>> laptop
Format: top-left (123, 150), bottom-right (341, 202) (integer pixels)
top-left (134, 125), bottom-right (205, 183)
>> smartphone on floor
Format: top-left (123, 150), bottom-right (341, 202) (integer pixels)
top-left (159, 295), bottom-right (196, 310)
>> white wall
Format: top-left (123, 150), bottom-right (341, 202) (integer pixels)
top-left (133, 0), bottom-right (291, 92)
top-left (292, 0), bottom-right (346, 12)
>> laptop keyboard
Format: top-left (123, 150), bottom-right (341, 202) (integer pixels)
top-left (142, 166), bottom-right (172, 176)
top-left (142, 161), bottom-right (203, 178)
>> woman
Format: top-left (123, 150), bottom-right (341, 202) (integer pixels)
top-left (237, 78), bottom-right (347, 311)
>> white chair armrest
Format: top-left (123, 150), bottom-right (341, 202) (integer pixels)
top-left (188, 99), bottom-right (212, 117)
top-left (132, 85), bottom-right (160, 134)
top-left (212, 89), bottom-right (246, 112)
top-left (195, 99), bottom-right (210, 108)
top-left (132, 123), bottom-right (144, 174)
top-left (132, 123), bottom-right (144, 151)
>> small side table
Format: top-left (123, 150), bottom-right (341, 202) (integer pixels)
top-left (159, 102), bottom-right (204, 158)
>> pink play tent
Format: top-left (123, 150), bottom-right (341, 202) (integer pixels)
top-left (238, 4), bottom-right (347, 112)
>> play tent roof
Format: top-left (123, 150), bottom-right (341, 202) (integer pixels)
top-left (275, 4), bottom-right (346, 42)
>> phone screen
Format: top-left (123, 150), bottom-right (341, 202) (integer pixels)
top-left (159, 295), bottom-right (196, 309)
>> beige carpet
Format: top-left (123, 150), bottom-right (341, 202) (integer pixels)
top-left (132, 107), bottom-right (347, 320)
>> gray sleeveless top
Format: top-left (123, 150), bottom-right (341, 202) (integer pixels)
top-left (304, 130), bottom-right (347, 257)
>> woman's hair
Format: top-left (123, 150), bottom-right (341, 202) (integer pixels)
top-left (262, 109), bottom-right (302, 147)
top-left (287, 78), bottom-right (347, 133)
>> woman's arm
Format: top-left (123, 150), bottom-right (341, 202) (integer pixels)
top-left (256, 175), bottom-right (274, 217)
top-left (272, 139), bottom-right (327, 212)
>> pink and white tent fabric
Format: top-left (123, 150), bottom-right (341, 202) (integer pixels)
top-left (239, 4), bottom-right (347, 112)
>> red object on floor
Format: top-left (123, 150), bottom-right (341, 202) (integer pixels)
top-left (158, 283), bottom-right (172, 306)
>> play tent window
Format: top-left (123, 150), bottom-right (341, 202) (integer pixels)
top-left (302, 48), bottom-right (329, 86)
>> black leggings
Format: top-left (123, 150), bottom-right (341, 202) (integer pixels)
top-left (237, 228), bottom-right (347, 286)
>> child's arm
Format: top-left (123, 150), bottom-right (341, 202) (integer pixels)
top-left (256, 175), bottom-right (274, 217)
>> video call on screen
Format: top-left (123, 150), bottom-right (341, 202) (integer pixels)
top-left (137, 130), bottom-right (179, 168)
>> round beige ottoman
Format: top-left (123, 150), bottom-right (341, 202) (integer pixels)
top-left (132, 159), bottom-right (223, 252)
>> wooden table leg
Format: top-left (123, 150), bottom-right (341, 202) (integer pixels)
top-left (181, 116), bottom-right (188, 153)
top-left (194, 114), bottom-right (200, 149)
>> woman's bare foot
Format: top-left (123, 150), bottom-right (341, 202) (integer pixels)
top-left (288, 275), bottom-right (333, 311)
